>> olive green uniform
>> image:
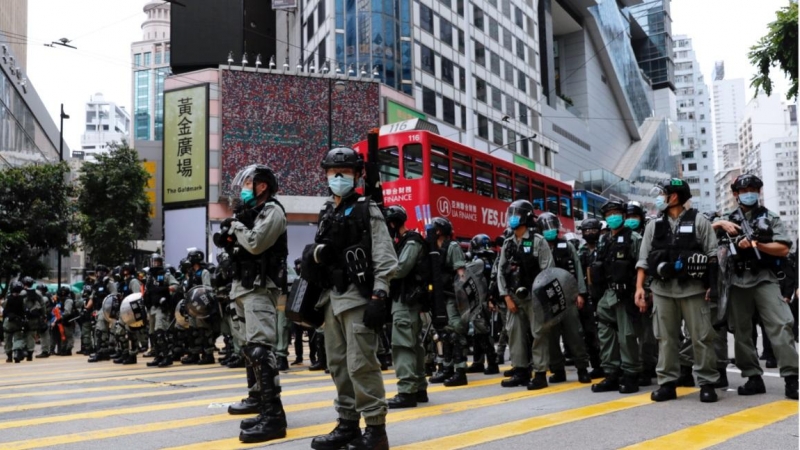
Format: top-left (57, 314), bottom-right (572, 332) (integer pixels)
top-left (316, 198), bottom-right (398, 426)
top-left (596, 230), bottom-right (643, 377)
top-left (636, 210), bottom-right (720, 386)
top-left (725, 209), bottom-right (798, 379)
top-left (92, 278), bottom-right (117, 358)
top-left (548, 240), bottom-right (590, 373)
top-left (61, 297), bottom-right (75, 352)
top-left (391, 234), bottom-right (428, 395)
top-left (496, 230), bottom-right (554, 373)
top-left (443, 241), bottom-right (467, 370)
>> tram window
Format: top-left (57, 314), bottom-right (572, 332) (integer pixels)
top-left (547, 188), bottom-right (559, 215)
top-left (452, 160), bottom-right (474, 192)
top-left (514, 173), bottom-right (530, 200)
top-left (560, 194), bottom-right (572, 218)
top-left (573, 201), bottom-right (584, 221)
top-left (497, 175), bottom-right (513, 201)
top-left (430, 152), bottom-right (451, 186)
top-left (531, 179), bottom-right (545, 211)
top-left (432, 145), bottom-right (449, 156)
top-left (453, 152), bottom-right (472, 163)
top-left (378, 147), bottom-right (400, 182)
top-left (403, 144), bottom-right (424, 180)
top-left (497, 166), bottom-right (512, 177)
top-left (476, 167), bottom-right (494, 198)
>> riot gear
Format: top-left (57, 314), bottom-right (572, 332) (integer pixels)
top-left (651, 178), bottom-right (692, 205)
top-left (384, 205), bottom-right (408, 225)
top-left (625, 201), bottom-right (644, 218)
top-left (506, 200), bottom-right (535, 229)
top-left (537, 213), bottom-right (560, 241)
top-left (10, 281), bottom-right (24, 294)
top-left (21, 276), bottom-right (34, 287)
top-left (532, 267), bottom-right (579, 327)
top-left (731, 173), bottom-right (763, 192)
top-left (646, 209), bottom-right (706, 282)
top-left (320, 147), bottom-right (364, 173)
top-left (580, 218), bottom-right (602, 244)
top-left (120, 293), bottom-right (147, 328)
top-left (187, 248), bottom-right (205, 266)
top-left (186, 285), bottom-right (215, 319)
top-left (174, 300), bottom-right (190, 329)
top-left (151, 253), bottom-right (164, 268)
top-left (470, 234), bottom-right (493, 258)
top-left (232, 164), bottom-right (279, 198)
top-left (427, 217), bottom-right (453, 240)
top-left (121, 262), bottom-right (135, 276)
top-left (600, 200), bottom-right (625, 216)
top-left (101, 294), bottom-right (121, 324)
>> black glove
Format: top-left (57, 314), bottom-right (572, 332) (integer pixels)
top-left (313, 243), bottom-right (337, 266)
top-left (363, 290), bottom-right (387, 331)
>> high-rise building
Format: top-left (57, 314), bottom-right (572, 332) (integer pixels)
top-left (671, 35), bottom-right (714, 214)
top-left (77, 93), bottom-right (130, 162)
top-left (0, 0), bottom-right (27, 73)
top-left (629, 0), bottom-right (675, 91)
top-left (738, 95), bottom-right (798, 240)
top-left (711, 61), bottom-right (746, 171)
top-left (131, 0), bottom-right (171, 142)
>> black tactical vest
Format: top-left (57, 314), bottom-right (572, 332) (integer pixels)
top-left (647, 209), bottom-right (703, 281)
top-left (552, 238), bottom-right (577, 277)
top-left (599, 227), bottom-right (637, 287)
top-left (728, 206), bottom-right (781, 274)
top-left (503, 235), bottom-right (540, 291)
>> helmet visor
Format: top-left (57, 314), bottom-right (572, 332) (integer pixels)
top-left (649, 185), bottom-right (667, 197)
top-left (231, 165), bottom-right (259, 196)
top-left (538, 215), bottom-right (560, 231)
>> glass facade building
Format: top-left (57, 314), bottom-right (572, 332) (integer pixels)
top-left (131, 0), bottom-right (171, 142)
top-left (628, 0), bottom-right (675, 91)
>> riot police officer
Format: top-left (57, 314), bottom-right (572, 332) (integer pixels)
top-left (145, 254), bottom-right (179, 367)
top-left (113, 263), bottom-right (143, 365)
top-left (219, 164), bottom-right (289, 443)
top-left (497, 199), bottom-right (554, 390)
top-left (576, 218), bottom-right (604, 378)
top-left (465, 233), bottom-right (501, 376)
top-left (87, 265), bottom-right (118, 362)
top-left (591, 200), bottom-right (644, 394)
top-left (635, 178), bottom-right (720, 403)
top-left (19, 277), bottom-right (47, 359)
top-left (712, 174), bottom-right (798, 400)
top-left (182, 249), bottom-right (217, 365)
top-left (537, 212), bottom-right (592, 384)
top-left (304, 148), bottom-right (397, 450)
top-left (384, 205), bottom-right (430, 409)
top-left (54, 286), bottom-right (76, 356)
top-left (3, 282), bottom-right (28, 363)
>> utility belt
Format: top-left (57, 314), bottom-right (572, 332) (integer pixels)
top-left (647, 250), bottom-right (707, 283)
top-left (234, 260), bottom-right (282, 290)
top-left (734, 258), bottom-right (786, 279)
top-left (503, 264), bottom-right (530, 300)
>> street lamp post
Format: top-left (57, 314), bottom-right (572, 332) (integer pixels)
top-left (327, 73), bottom-right (346, 150)
top-left (598, 178), bottom-right (635, 198)
top-left (58, 103), bottom-right (69, 289)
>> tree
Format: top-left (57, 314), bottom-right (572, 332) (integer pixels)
top-left (749, 1), bottom-right (798, 100)
top-left (76, 142), bottom-right (151, 265)
top-left (0, 162), bottom-right (78, 293)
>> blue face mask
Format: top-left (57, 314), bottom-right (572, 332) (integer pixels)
top-left (240, 188), bottom-right (255, 206)
top-left (624, 218), bottom-right (641, 230)
top-left (739, 192), bottom-right (759, 206)
top-left (606, 214), bottom-right (624, 230)
top-left (543, 229), bottom-right (558, 241)
top-left (508, 216), bottom-right (521, 229)
top-left (654, 195), bottom-right (668, 212)
top-left (328, 174), bottom-right (355, 197)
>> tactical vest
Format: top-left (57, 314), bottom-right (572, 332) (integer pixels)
top-left (232, 198), bottom-right (289, 290)
top-left (118, 278), bottom-right (132, 298)
top-left (4, 293), bottom-right (26, 321)
top-left (391, 230), bottom-right (431, 305)
top-left (598, 228), bottom-right (637, 296)
top-left (552, 238), bottom-right (577, 278)
top-left (146, 268), bottom-right (170, 305)
top-left (646, 209), bottom-right (704, 282)
top-left (502, 235), bottom-right (541, 294)
top-left (728, 206), bottom-right (781, 275)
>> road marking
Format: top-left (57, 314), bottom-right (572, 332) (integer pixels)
top-left (0, 366), bottom-right (243, 388)
top-left (166, 381), bottom-right (588, 449)
top-left (394, 388), bottom-right (699, 450)
top-left (619, 400), bottom-right (799, 449)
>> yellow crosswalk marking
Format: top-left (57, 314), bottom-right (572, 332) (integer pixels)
top-left (166, 381), bottom-right (589, 449)
top-left (0, 366), bottom-right (242, 388)
top-left (619, 400), bottom-right (799, 450)
top-left (394, 388), bottom-right (699, 450)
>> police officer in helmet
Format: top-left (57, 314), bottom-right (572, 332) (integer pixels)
top-left (712, 173), bottom-right (798, 399)
top-left (305, 147), bottom-right (397, 450)
top-left (576, 218), bottom-right (604, 378)
top-left (635, 178), bottom-right (720, 403)
top-left (218, 164), bottom-right (289, 443)
top-left (465, 233), bottom-right (501, 375)
top-left (145, 253), bottom-right (179, 367)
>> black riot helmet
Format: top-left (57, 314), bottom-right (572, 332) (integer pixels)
top-left (179, 258), bottom-right (192, 273)
top-left (320, 147), bottom-right (364, 174)
top-left (150, 253), bottom-right (164, 268)
top-left (470, 234), bottom-right (493, 257)
top-left (10, 281), bottom-right (24, 294)
top-left (21, 276), bottom-right (34, 287)
top-left (187, 248), bottom-right (205, 265)
top-left (506, 199), bottom-right (535, 229)
top-left (57, 285), bottom-right (72, 298)
top-left (600, 200), bottom-right (626, 216)
top-left (121, 262), bottom-right (135, 277)
top-left (384, 205), bottom-right (408, 226)
top-left (427, 217), bottom-right (453, 239)
top-left (624, 201), bottom-right (644, 218)
top-left (579, 218), bottom-right (602, 244)
top-left (232, 164), bottom-right (279, 198)
top-left (95, 264), bottom-right (109, 276)
top-left (731, 173), bottom-right (763, 192)
top-left (651, 178), bottom-right (692, 204)
top-left (536, 212), bottom-right (561, 241)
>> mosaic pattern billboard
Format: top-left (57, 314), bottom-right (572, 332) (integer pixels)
top-left (220, 70), bottom-right (380, 197)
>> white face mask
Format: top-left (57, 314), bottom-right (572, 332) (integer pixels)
top-left (327, 174), bottom-right (355, 196)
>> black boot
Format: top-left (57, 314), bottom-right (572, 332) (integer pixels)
top-left (198, 353), bottom-right (215, 365)
top-left (495, 344), bottom-right (506, 365)
top-left (416, 389), bottom-right (429, 403)
top-left (501, 367), bottom-right (531, 387)
top-left (638, 371), bottom-right (653, 387)
top-left (113, 353), bottom-right (126, 364)
top-left (527, 371), bottom-right (548, 390)
top-left (311, 419), bottom-right (362, 450)
top-left (227, 354), bottom-right (245, 368)
top-left (122, 354), bottom-right (137, 365)
top-left (714, 368), bottom-right (728, 388)
top-left (181, 353), bottom-right (199, 365)
top-left (35, 351), bottom-right (50, 358)
top-left (444, 368), bottom-right (468, 387)
top-left (700, 384), bottom-right (718, 403)
top-left (309, 334), bottom-right (327, 371)
top-left (651, 382), bottom-right (678, 402)
top-left (677, 365), bottom-right (695, 387)
top-left (591, 371), bottom-right (621, 393)
top-left (618, 373), bottom-right (640, 394)
top-left (5, 352), bottom-right (11, 363)
top-left (346, 424), bottom-right (388, 450)
top-left (465, 362), bottom-right (485, 374)
top-left (429, 365), bottom-right (453, 384)
top-left (785, 375), bottom-right (798, 400)
top-left (738, 375), bottom-right (766, 396)
top-left (577, 368), bottom-right (591, 384)
top-left (548, 370), bottom-right (567, 383)
top-left (26, 352), bottom-right (33, 361)
top-left (766, 357), bottom-right (778, 369)
top-left (87, 351), bottom-right (109, 363)
top-left (484, 362), bottom-right (500, 375)
top-left (13, 349), bottom-right (23, 363)
top-left (143, 334), bottom-right (156, 357)
top-left (239, 344), bottom-right (288, 443)
top-left (229, 365), bottom-right (260, 415)
top-left (588, 367), bottom-right (605, 379)
top-left (387, 393), bottom-right (417, 409)
top-left (277, 356), bottom-right (289, 371)
top-left (480, 335), bottom-right (499, 374)
top-left (219, 335), bottom-right (232, 364)
top-left (158, 355), bottom-right (173, 367)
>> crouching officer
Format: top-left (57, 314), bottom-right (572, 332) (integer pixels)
top-left (712, 174), bottom-right (798, 400)
top-left (145, 254), bottom-right (179, 367)
top-left (305, 147), bottom-right (397, 450)
top-left (635, 178), bottom-right (720, 403)
top-left (217, 164), bottom-right (289, 443)
top-left (384, 205), bottom-right (430, 408)
top-left (497, 200), bottom-right (554, 390)
top-left (590, 201), bottom-right (643, 394)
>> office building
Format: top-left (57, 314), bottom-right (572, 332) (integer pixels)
top-left (131, 0), bottom-right (171, 141)
top-left (77, 93), bottom-right (130, 162)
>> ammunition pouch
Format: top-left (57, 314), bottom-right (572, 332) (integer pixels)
top-left (646, 249), bottom-right (673, 281)
top-left (236, 261), bottom-right (260, 290)
top-left (588, 261), bottom-right (606, 299)
top-left (344, 243), bottom-right (373, 299)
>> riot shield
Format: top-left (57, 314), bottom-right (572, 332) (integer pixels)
top-left (101, 294), bottom-right (120, 324)
top-left (174, 299), bottom-right (190, 329)
top-left (532, 267), bottom-right (579, 330)
top-left (186, 285), bottom-right (216, 319)
top-left (286, 276), bottom-right (324, 328)
top-left (120, 293), bottom-right (146, 328)
top-left (453, 259), bottom-right (488, 323)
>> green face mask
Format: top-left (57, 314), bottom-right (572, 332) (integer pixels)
top-left (605, 214), bottom-right (624, 230)
top-left (240, 188), bottom-right (255, 206)
top-left (624, 218), bottom-right (641, 230)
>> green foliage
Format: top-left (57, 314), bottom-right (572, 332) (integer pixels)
top-left (0, 162), bottom-right (77, 290)
top-left (749, 1), bottom-right (798, 100)
top-left (76, 141), bottom-right (151, 265)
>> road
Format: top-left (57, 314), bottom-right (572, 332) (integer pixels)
top-left (0, 346), bottom-right (797, 449)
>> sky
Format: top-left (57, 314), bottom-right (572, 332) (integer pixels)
top-left (22, 0), bottom-right (795, 154)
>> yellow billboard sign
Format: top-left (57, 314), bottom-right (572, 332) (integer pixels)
top-left (163, 84), bottom-right (208, 207)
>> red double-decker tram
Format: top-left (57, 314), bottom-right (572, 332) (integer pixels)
top-left (353, 119), bottom-right (574, 241)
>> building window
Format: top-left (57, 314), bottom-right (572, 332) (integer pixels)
top-left (516, 38), bottom-right (525, 60)
top-left (144, 52), bottom-right (151, 66)
top-left (165, 45), bottom-right (170, 63)
top-left (504, 60), bottom-right (514, 83)
top-left (154, 45), bottom-right (162, 65)
top-left (506, 94), bottom-right (514, 116)
top-left (491, 86), bottom-right (502, 110)
top-left (457, 0), bottom-right (464, 16)
top-left (420, 4), bottom-right (433, 33)
top-left (460, 104), bottom-right (467, 129)
top-left (458, 29), bottom-right (465, 54)
top-left (134, 53), bottom-right (141, 67)
top-left (493, 121), bottom-right (503, 145)
top-left (514, 6), bottom-right (523, 29)
top-left (478, 114), bottom-right (488, 138)
top-left (422, 87), bottom-right (437, 116)
top-left (517, 70), bottom-right (526, 92)
top-left (443, 97), bottom-right (455, 125)
top-left (307, 20), bottom-right (314, 41)
top-left (476, 77), bottom-right (487, 102)
top-left (688, 163), bottom-right (697, 171)
top-left (475, 41), bottom-right (485, 66)
top-left (502, 27), bottom-right (512, 51)
top-left (490, 52), bottom-right (500, 75)
top-left (421, 45), bottom-right (435, 74)
top-left (489, 17), bottom-right (499, 41)
top-left (318, 0), bottom-right (326, 26)
top-left (440, 18), bottom-right (453, 45)
top-left (518, 101), bottom-right (528, 125)
top-left (473, 5), bottom-right (484, 31)
top-left (441, 57), bottom-right (454, 84)
top-left (459, 66), bottom-right (466, 92)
